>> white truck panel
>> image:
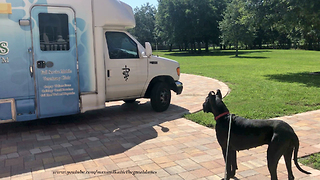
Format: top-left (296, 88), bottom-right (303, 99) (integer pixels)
top-left (93, 0), bottom-right (135, 28)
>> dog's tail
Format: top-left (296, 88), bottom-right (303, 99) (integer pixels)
top-left (293, 135), bottom-right (311, 175)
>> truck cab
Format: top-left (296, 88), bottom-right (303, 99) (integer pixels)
top-left (104, 31), bottom-right (182, 112)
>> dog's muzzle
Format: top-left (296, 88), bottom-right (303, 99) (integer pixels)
top-left (203, 104), bottom-right (207, 113)
top-left (202, 100), bottom-right (210, 113)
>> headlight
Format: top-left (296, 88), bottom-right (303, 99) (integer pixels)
top-left (176, 67), bottom-right (180, 76)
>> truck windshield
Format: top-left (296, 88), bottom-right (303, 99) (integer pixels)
top-left (105, 32), bottom-right (139, 59)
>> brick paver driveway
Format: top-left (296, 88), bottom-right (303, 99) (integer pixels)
top-left (1, 73), bottom-right (320, 180)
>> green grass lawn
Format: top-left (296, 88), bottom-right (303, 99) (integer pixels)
top-left (156, 49), bottom-right (320, 120)
top-left (155, 49), bottom-right (320, 169)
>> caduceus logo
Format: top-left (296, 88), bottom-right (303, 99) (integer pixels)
top-left (0, 41), bottom-right (9, 55)
top-left (122, 65), bottom-right (131, 81)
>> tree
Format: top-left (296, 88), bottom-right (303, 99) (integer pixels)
top-left (129, 3), bottom-right (157, 46)
top-left (293, 0), bottom-right (320, 50)
top-left (156, 0), bottom-right (226, 52)
top-left (247, 0), bottom-right (320, 50)
top-left (219, 0), bottom-right (254, 56)
top-left (156, 0), bottom-right (174, 51)
top-left (186, 0), bottom-right (225, 52)
top-left (140, 0), bottom-right (320, 52)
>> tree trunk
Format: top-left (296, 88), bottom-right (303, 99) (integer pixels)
top-left (192, 42), bottom-right (196, 53)
top-left (205, 40), bottom-right (209, 52)
top-left (198, 42), bottom-right (202, 54)
top-left (169, 44), bottom-right (173, 52)
top-left (235, 40), bottom-right (239, 57)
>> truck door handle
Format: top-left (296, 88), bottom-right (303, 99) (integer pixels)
top-left (107, 70), bottom-right (110, 77)
top-left (29, 66), bottom-right (33, 77)
top-left (150, 61), bottom-right (158, 64)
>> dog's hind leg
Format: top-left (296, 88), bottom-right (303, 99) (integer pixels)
top-left (284, 146), bottom-right (295, 180)
top-left (267, 136), bottom-right (285, 180)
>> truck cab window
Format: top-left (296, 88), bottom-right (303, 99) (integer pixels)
top-left (105, 32), bottom-right (139, 59)
top-left (38, 13), bottom-right (70, 51)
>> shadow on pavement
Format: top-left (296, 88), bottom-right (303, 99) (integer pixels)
top-left (0, 100), bottom-right (189, 178)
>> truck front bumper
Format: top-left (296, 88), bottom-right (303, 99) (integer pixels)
top-left (174, 81), bottom-right (183, 95)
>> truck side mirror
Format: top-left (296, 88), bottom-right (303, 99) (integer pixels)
top-left (145, 42), bottom-right (152, 57)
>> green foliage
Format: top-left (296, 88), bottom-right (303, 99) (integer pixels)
top-left (247, 0), bottom-right (320, 50)
top-left (219, 0), bottom-right (255, 56)
top-left (131, 0), bottom-right (320, 51)
top-left (156, 0), bottom-right (226, 51)
top-left (300, 153), bottom-right (320, 170)
top-left (128, 3), bottom-right (157, 45)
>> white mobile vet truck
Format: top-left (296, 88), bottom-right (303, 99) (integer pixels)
top-left (0, 0), bottom-right (183, 123)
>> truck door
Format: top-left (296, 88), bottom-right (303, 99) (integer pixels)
top-left (105, 31), bottom-right (148, 100)
top-left (31, 6), bottom-right (79, 118)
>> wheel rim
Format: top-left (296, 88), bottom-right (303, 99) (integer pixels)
top-left (160, 89), bottom-right (169, 104)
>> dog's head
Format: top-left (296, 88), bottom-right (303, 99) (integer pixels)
top-left (203, 89), bottom-right (229, 118)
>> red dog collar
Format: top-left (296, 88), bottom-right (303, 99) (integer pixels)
top-left (215, 112), bottom-right (230, 120)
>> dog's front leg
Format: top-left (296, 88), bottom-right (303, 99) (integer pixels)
top-left (222, 148), bottom-right (236, 179)
top-left (230, 150), bottom-right (238, 177)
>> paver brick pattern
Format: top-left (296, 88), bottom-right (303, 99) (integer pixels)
top-left (0, 73), bottom-right (319, 179)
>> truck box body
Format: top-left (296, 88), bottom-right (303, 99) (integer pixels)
top-left (0, 0), bottom-right (183, 123)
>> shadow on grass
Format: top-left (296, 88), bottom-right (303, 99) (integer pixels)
top-left (162, 50), bottom-right (271, 58)
top-left (230, 56), bottom-right (268, 59)
top-left (265, 72), bottom-right (320, 87)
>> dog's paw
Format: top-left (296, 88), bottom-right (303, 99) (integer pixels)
top-left (230, 171), bottom-right (236, 178)
top-left (221, 176), bottom-right (232, 180)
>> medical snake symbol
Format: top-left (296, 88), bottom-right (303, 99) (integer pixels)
top-left (122, 65), bottom-right (130, 81)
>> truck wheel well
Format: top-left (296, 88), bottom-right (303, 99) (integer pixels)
top-left (144, 76), bottom-right (176, 98)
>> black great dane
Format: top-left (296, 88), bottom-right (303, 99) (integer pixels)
top-left (202, 89), bottom-right (311, 180)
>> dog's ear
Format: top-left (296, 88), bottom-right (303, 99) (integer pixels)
top-left (210, 91), bottom-right (215, 96)
top-left (216, 89), bottom-right (222, 99)
top-left (208, 91), bottom-right (215, 98)
top-left (208, 91), bottom-right (216, 102)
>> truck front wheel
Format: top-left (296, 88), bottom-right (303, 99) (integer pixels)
top-left (151, 82), bottom-right (171, 112)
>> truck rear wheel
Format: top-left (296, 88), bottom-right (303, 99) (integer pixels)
top-left (151, 82), bottom-right (171, 112)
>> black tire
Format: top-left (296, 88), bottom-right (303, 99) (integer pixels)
top-left (123, 99), bottom-right (136, 103)
top-left (151, 82), bottom-right (171, 112)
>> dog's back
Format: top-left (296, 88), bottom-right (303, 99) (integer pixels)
top-left (216, 115), bottom-right (298, 151)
